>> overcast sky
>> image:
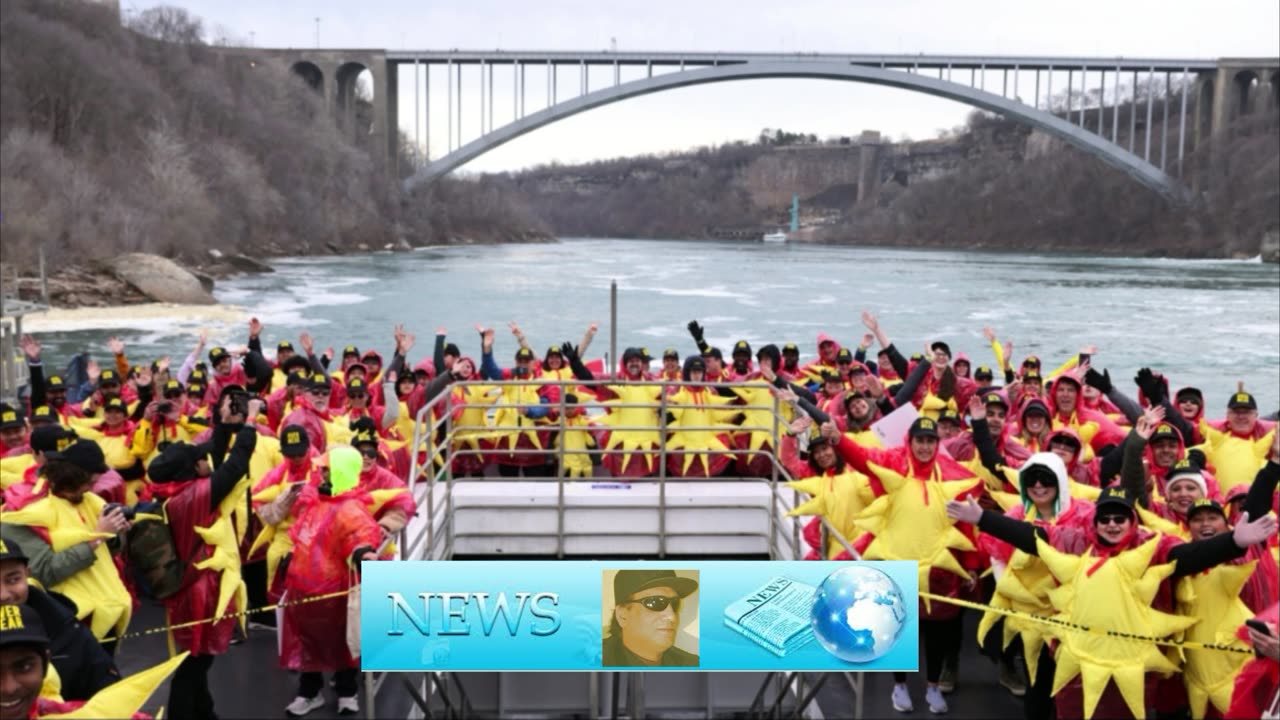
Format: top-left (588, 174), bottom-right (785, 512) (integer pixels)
top-left (132, 0), bottom-right (1279, 173)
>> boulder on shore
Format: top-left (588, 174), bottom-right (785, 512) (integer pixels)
top-left (101, 253), bottom-right (217, 305)
top-left (226, 254), bottom-right (275, 273)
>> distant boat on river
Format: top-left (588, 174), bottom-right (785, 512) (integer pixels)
top-left (762, 193), bottom-right (800, 243)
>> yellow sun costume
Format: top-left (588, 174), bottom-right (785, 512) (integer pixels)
top-left (558, 412), bottom-right (596, 478)
top-left (1175, 559), bottom-right (1255, 719)
top-left (853, 462), bottom-right (981, 611)
top-left (1037, 536), bottom-right (1199, 720)
top-left (594, 384), bottom-right (663, 474)
top-left (664, 387), bottom-right (740, 476)
top-left (1195, 421), bottom-right (1276, 489)
top-left (1, 494), bottom-right (132, 639)
top-left (786, 470), bottom-right (875, 558)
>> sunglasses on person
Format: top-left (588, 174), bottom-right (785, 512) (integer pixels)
top-left (359, 447), bottom-right (378, 459)
top-left (1178, 397), bottom-right (1201, 406)
top-left (1096, 513), bottom-right (1131, 526)
top-left (1023, 473), bottom-right (1057, 488)
top-left (347, 393), bottom-right (367, 400)
top-left (164, 391), bottom-right (184, 400)
top-left (621, 595), bottom-right (681, 613)
top-left (311, 388), bottom-right (331, 396)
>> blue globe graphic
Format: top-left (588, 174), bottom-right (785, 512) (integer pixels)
top-left (810, 565), bottom-right (908, 663)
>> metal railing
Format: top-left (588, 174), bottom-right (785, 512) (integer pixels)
top-left (366, 375), bottom-right (866, 719)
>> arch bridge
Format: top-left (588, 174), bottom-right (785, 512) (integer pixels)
top-left (228, 48), bottom-right (1280, 199)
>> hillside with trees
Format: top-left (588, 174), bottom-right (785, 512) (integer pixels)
top-left (485, 93), bottom-right (1279, 259)
top-left (0, 0), bottom-right (547, 276)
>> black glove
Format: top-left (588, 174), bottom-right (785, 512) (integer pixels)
top-left (1084, 368), bottom-right (1113, 394)
top-left (560, 342), bottom-right (579, 364)
top-left (1187, 448), bottom-right (1207, 469)
top-left (1134, 368), bottom-right (1165, 404)
top-left (687, 320), bottom-right (705, 343)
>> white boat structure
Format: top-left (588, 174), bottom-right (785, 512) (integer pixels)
top-left (763, 192), bottom-right (799, 243)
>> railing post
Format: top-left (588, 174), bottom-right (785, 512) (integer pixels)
top-left (768, 389), bottom-right (778, 559)
top-left (609, 280), bottom-right (617, 380)
top-left (657, 385), bottom-right (669, 559)
top-left (556, 378), bottom-right (567, 559)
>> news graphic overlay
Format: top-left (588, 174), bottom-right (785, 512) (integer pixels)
top-left (360, 560), bottom-right (917, 671)
top-left (602, 569), bottom-right (700, 667)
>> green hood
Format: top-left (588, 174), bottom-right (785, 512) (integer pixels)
top-left (328, 446), bottom-right (362, 494)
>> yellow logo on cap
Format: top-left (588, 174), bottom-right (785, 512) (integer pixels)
top-left (0, 539), bottom-right (8, 553)
top-left (919, 419), bottom-right (935, 429)
top-left (56, 436), bottom-right (72, 451)
top-left (1, 411), bottom-right (14, 422)
top-left (0, 605), bottom-right (24, 631)
top-left (1235, 393), bottom-right (1250, 403)
top-left (286, 431), bottom-right (301, 445)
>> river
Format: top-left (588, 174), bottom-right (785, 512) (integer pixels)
top-left (25, 239), bottom-right (1280, 411)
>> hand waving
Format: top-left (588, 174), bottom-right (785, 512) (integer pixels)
top-left (1233, 512), bottom-right (1279, 548)
top-left (18, 334), bottom-right (41, 361)
top-left (946, 497), bottom-right (983, 525)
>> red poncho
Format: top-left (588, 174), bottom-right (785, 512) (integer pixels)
top-left (160, 479), bottom-right (237, 656)
top-left (280, 486), bottom-right (381, 672)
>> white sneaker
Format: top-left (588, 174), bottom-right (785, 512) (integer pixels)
top-left (285, 695), bottom-right (325, 717)
top-left (891, 683), bottom-right (913, 713)
top-left (336, 696), bottom-right (359, 715)
top-left (926, 686), bottom-right (949, 714)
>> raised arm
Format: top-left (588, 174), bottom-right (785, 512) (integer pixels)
top-left (1121, 406), bottom-right (1165, 508)
top-left (1085, 367), bottom-right (1141, 424)
top-left (890, 357), bottom-right (932, 408)
top-left (1168, 513), bottom-right (1275, 577)
top-left (967, 396), bottom-right (1007, 480)
top-left (508, 321), bottom-right (532, 352)
top-left (433, 329), bottom-right (447, 374)
top-left (1243, 437), bottom-right (1280, 521)
top-left (559, 342), bottom-right (596, 382)
top-left (19, 336), bottom-right (46, 408)
top-left (949, 497), bottom-right (1047, 555)
top-left (577, 322), bottom-right (599, 357)
top-left (687, 320), bottom-right (711, 356)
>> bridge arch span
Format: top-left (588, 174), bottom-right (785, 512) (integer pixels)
top-left (290, 61), bottom-right (324, 94)
top-left (404, 60), bottom-right (1184, 199)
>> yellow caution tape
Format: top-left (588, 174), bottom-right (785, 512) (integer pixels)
top-left (919, 592), bottom-right (1254, 656)
top-left (115, 589), bottom-right (350, 641)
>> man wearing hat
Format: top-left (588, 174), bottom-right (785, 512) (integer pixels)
top-left (557, 343), bottom-right (661, 478)
top-left (0, 603), bottom-right (54, 718)
top-left (281, 376), bottom-right (336, 455)
top-left (658, 348), bottom-right (681, 382)
top-left (1, 425), bottom-right (75, 504)
top-left (1199, 390), bottom-right (1277, 489)
top-left (0, 539), bottom-right (119, 701)
top-left (603, 570), bottom-right (699, 667)
top-left (0, 405), bottom-right (28, 458)
top-left (18, 335), bottom-right (84, 424)
top-left (779, 342), bottom-right (802, 380)
top-left (973, 365), bottom-right (996, 390)
top-left (350, 421), bottom-right (414, 541)
top-left (728, 340), bottom-right (754, 381)
top-left (250, 424), bottom-right (319, 607)
top-left (147, 398), bottom-right (257, 720)
top-left (485, 345), bottom-right (557, 477)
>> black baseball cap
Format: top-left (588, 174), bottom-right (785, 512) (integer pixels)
top-left (281, 355), bottom-right (312, 375)
top-left (46, 439), bottom-right (109, 474)
top-left (309, 375), bottom-right (332, 393)
top-left (1186, 498), bottom-right (1226, 520)
top-left (983, 391), bottom-right (1009, 410)
top-left (163, 380), bottom-right (185, 397)
top-left (1149, 423), bottom-right (1179, 444)
top-left (782, 343), bottom-right (800, 355)
top-left (1095, 486), bottom-right (1137, 515)
top-left (0, 405), bottom-right (23, 430)
top-left (0, 604), bottom-right (49, 649)
top-left (208, 347), bottom-right (230, 364)
top-left (1175, 387), bottom-right (1203, 404)
top-left (98, 369), bottom-right (121, 386)
top-left (622, 347), bottom-right (645, 362)
top-left (28, 407), bottom-right (56, 426)
top-left (443, 343), bottom-right (461, 358)
top-left (613, 569), bottom-right (698, 601)
top-left (974, 365), bottom-right (994, 381)
top-left (1021, 398), bottom-right (1051, 419)
top-left (835, 348), bottom-right (853, 363)
top-left (278, 340), bottom-right (295, 352)
top-left (280, 425), bottom-right (310, 457)
top-left (1228, 392), bottom-right (1257, 410)
top-left (352, 426), bottom-right (379, 448)
top-left (0, 538), bottom-right (28, 565)
top-left (1022, 355), bottom-right (1041, 368)
top-left (343, 345), bottom-right (360, 358)
top-left (908, 417), bottom-right (940, 439)
top-left (29, 425), bottom-right (74, 454)
top-left (45, 374), bottom-right (67, 391)
top-left (662, 348), bottom-right (679, 360)
top-left (938, 409), bottom-right (962, 426)
top-left (1022, 370), bottom-right (1043, 384)
top-left (930, 341), bottom-right (952, 358)
top-left (103, 398), bottom-right (127, 413)
top-left (702, 347), bottom-right (723, 361)
top-left (733, 341), bottom-right (752, 357)
top-left (346, 377), bottom-right (368, 394)
top-left (515, 348), bottom-right (536, 362)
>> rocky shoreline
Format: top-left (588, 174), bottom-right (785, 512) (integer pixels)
top-left (9, 231), bottom-right (557, 310)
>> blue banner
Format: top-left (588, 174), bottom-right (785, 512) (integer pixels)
top-left (360, 560), bottom-right (918, 671)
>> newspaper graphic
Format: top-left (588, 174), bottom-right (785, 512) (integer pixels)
top-left (723, 576), bottom-right (817, 657)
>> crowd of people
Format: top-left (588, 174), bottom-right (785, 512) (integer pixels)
top-left (0, 312), bottom-right (1277, 719)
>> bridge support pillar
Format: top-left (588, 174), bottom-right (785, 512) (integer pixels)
top-left (856, 131), bottom-right (882, 207)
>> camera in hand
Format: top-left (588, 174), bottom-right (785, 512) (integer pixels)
top-left (103, 502), bottom-right (137, 521)
top-left (156, 401), bottom-right (173, 415)
top-left (227, 390), bottom-right (251, 419)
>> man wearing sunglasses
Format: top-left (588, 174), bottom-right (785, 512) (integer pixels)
top-left (603, 570), bottom-right (699, 667)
